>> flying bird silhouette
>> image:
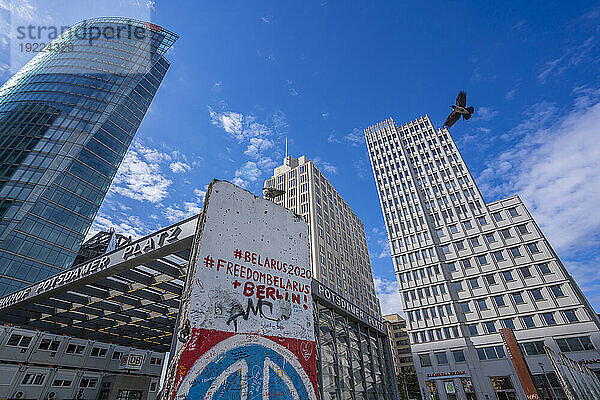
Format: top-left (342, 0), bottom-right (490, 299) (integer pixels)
top-left (444, 91), bottom-right (474, 128)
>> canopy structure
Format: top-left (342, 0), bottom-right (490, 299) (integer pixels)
top-left (0, 216), bottom-right (199, 353)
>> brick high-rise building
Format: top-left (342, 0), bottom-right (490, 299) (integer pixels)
top-left (365, 115), bottom-right (600, 400)
top-left (264, 155), bottom-right (381, 317)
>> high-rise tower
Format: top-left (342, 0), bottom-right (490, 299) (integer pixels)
top-left (0, 18), bottom-right (177, 296)
top-left (365, 115), bottom-right (600, 400)
top-left (264, 155), bottom-right (381, 317)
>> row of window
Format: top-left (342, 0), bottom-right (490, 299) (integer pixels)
top-left (5, 334), bottom-right (162, 365)
top-left (464, 309), bottom-right (579, 335)
top-left (418, 336), bottom-right (594, 369)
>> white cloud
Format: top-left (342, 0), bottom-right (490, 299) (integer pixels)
top-left (288, 88), bottom-right (299, 96)
top-left (209, 107), bottom-right (287, 190)
top-left (538, 37), bottom-right (595, 83)
top-left (476, 106), bottom-right (499, 121)
top-left (478, 94), bottom-right (600, 255)
top-left (506, 88), bottom-right (517, 100)
top-left (368, 227), bottom-right (391, 258)
top-left (328, 127), bottom-right (364, 146)
top-left (244, 137), bottom-right (274, 158)
top-left (260, 16), bottom-right (271, 24)
top-left (209, 107), bottom-right (244, 140)
top-left (169, 161), bottom-right (191, 174)
top-left (162, 184), bottom-right (208, 223)
top-left (233, 161), bottom-right (261, 188)
top-left (312, 157), bottom-right (337, 175)
top-left (87, 212), bottom-right (149, 240)
top-left (373, 276), bottom-right (404, 316)
top-left (322, 112), bottom-right (329, 120)
top-left (213, 81), bottom-right (223, 90)
top-left (110, 142), bottom-right (173, 203)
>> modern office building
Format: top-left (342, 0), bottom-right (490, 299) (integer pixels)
top-left (365, 115), bottom-right (600, 400)
top-left (0, 18), bottom-right (177, 296)
top-left (383, 313), bottom-right (415, 374)
top-left (0, 211), bottom-right (399, 400)
top-left (264, 155), bottom-right (381, 318)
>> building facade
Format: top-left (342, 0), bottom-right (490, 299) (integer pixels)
top-left (264, 155), bottom-right (381, 318)
top-left (0, 18), bottom-right (177, 296)
top-left (383, 313), bottom-right (415, 374)
top-left (365, 115), bottom-right (600, 400)
top-left (0, 325), bottom-right (164, 400)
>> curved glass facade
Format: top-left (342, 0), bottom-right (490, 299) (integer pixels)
top-left (0, 18), bottom-right (177, 296)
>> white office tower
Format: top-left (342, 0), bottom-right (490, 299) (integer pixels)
top-left (264, 155), bottom-right (381, 318)
top-left (364, 115), bottom-right (600, 400)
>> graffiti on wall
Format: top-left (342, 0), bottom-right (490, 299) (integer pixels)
top-left (171, 181), bottom-right (317, 399)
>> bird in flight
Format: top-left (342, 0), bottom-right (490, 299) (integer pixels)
top-left (444, 90), bottom-right (474, 128)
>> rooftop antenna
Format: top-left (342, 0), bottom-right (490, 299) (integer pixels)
top-left (285, 137), bottom-right (288, 158)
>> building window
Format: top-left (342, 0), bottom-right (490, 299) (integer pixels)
top-left (150, 357), bottom-right (162, 365)
top-left (461, 302), bottom-right (471, 313)
top-left (485, 233), bottom-right (496, 243)
top-left (455, 241), bottom-right (465, 251)
top-left (477, 216), bottom-right (488, 226)
top-left (6, 334), bottom-right (33, 348)
top-left (493, 251), bottom-right (505, 262)
top-left (556, 336), bottom-right (594, 352)
top-left (452, 349), bottom-right (466, 362)
top-left (21, 373), bottom-right (46, 386)
top-left (531, 289), bottom-right (544, 301)
top-left (461, 259), bottom-right (472, 269)
top-left (502, 318), bottom-right (515, 330)
top-left (522, 315), bottom-right (536, 328)
top-left (435, 352), bottom-right (448, 365)
top-left (79, 377), bottom-right (98, 388)
top-left (509, 247), bottom-right (522, 257)
top-left (493, 295), bottom-right (506, 307)
top-left (464, 220), bottom-right (473, 230)
top-left (477, 255), bottom-right (488, 265)
top-left (419, 353), bottom-right (432, 367)
top-left (564, 310), bottom-right (579, 323)
top-left (512, 292), bottom-right (525, 304)
top-left (485, 274), bottom-right (497, 285)
top-left (447, 262), bottom-right (456, 272)
top-left (52, 379), bottom-right (73, 387)
top-left (469, 237), bottom-right (480, 247)
top-left (38, 339), bottom-right (60, 351)
top-left (500, 228), bottom-right (512, 239)
top-left (435, 228), bottom-right (444, 237)
top-left (550, 285), bottom-right (565, 298)
top-left (467, 324), bottom-right (478, 336)
top-left (519, 341), bottom-right (545, 356)
top-left (502, 270), bottom-right (515, 282)
top-left (477, 299), bottom-right (488, 310)
top-left (492, 212), bottom-right (503, 222)
top-left (476, 345), bottom-right (505, 360)
top-left (112, 351), bottom-right (123, 360)
top-left (519, 267), bottom-right (533, 278)
top-left (485, 321), bottom-right (497, 333)
top-left (517, 224), bottom-right (529, 234)
top-left (66, 344), bottom-right (85, 355)
top-left (508, 207), bottom-right (519, 217)
top-left (538, 263), bottom-right (551, 274)
top-left (455, 282), bottom-right (464, 292)
top-left (449, 224), bottom-right (458, 233)
top-left (441, 245), bottom-right (450, 254)
top-left (468, 278), bottom-right (480, 289)
top-left (90, 348), bottom-right (106, 358)
top-left (542, 312), bottom-right (557, 326)
top-left (527, 243), bottom-right (541, 254)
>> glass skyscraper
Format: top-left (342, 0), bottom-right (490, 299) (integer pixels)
top-left (0, 18), bottom-right (177, 296)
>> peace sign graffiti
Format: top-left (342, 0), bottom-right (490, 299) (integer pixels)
top-left (175, 335), bottom-right (317, 400)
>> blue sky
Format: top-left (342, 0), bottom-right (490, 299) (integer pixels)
top-left (2, 1), bottom-right (600, 315)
